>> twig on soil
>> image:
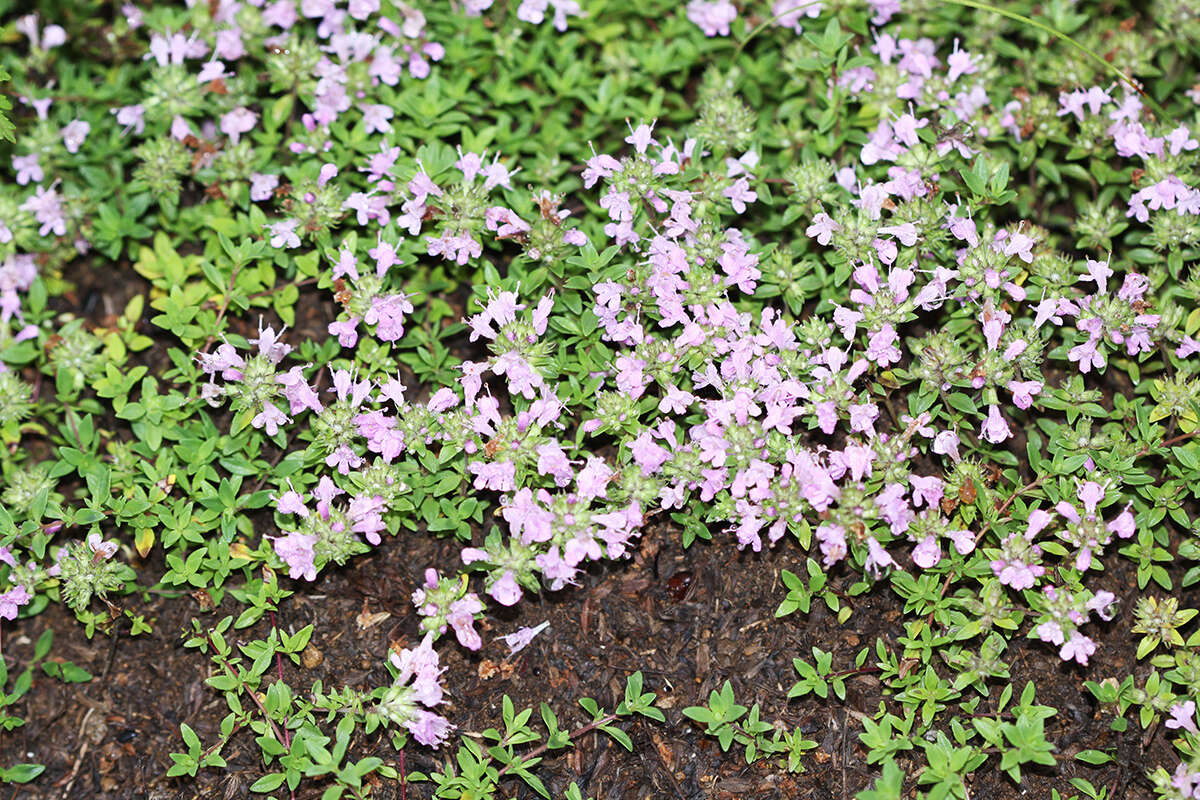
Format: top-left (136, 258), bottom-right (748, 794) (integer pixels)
top-left (841, 707), bottom-right (848, 800)
top-left (101, 622), bottom-right (120, 681)
top-left (644, 725), bottom-right (687, 799)
top-left (56, 706), bottom-right (94, 800)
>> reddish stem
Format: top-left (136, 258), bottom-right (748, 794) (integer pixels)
top-left (269, 610), bottom-right (295, 800)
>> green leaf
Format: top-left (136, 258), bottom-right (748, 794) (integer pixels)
top-left (250, 772), bottom-right (287, 792)
top-left (600, 724), bottom-right (632, 751)
top-left (33, 629), bottom-right (54, 661)
top-left (2, 763), bottom-right (45, 783)
top-left (180, 723), bottom-right (201, 754)
top-left (1075, 749), bottom-right (1114, 765)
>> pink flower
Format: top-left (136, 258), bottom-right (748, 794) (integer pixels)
top-left (980, 405), bottom-right (1011, 444)
top-left (991, 544), bottom-right (1045, 590)
top-left (1086, 590), bottom-right (1117, 621)
top-left (866, 325), bottom-right (901, 366)
top-left (1166, 701), bottom-right (1199, 735)
top-left (1068, 336), bottom-right (1105, 373)
top-left (1025, 508), bottom-right (1055, 538)
top-left (909, 475), bottom-right (944, 509)
top-left (314, 476), bottom-right (344, 506)
top-left (1074, 481), bottom-right (1104, 514)
top-left (1036, 620), bottom-right (1064, 646)
top-left (328, 317), bottom-right (361, 348)
top-left (501, 621), bottom-right (550, 654)
top-left (816, 523), bottom-right (847, 566)
top-left (406, 710), bottom-right (453, 747)
top-left (891, 113), bottom-right (927, 147)
top-left (427, 388), bottom-right (459, 413)
top-left (389, 632), bottom-right (442, 696)
top-left (252, 403), bottom-right (290, 436)
top-left (848, 403), bottom-right (879, 436)
top-left (468, 460), bottom-right (516, 492)
top-left (625, 122), bottom-right (657, 153)
top-left (1059, 632), bottom-right (1096, 665)
top-left (932, 429), bottom-right (960, 461)
top-left (576, 457), bottom-right (613, 500)
top-left (630, 431), bottom-right (671, 475)
top-left (864, 537), bottom-right (899, 577)
top-left (1001, 229), bottom-right (1036, 263)
top-left (249, 173), bottom-right (279, 202)
top-left (839, 443), bottom-right (874, 481)
top-left (251, 323), bottom-right (292, 363)
top-left (912, 536), bottom-right (941, 569)
top-left (806, 212), bottom-right (840, 245)
top-left (365, 294), bottom-right (414, 342)
top-left (61, 120), bottom-right (90, 153)
top-left (947, 529), bottom-right (975, 555)
top-left (427, 232), bottom-right (482, 265)
top-left (12, 154), bottom-right (43, 186)
top-left (273, 487), bottom-right (309, 517)
top-left (326, 444), bottom-right (365, 475)
top-left (268, 219), bottom-right (301, 248)
top-left (1007, 380), bottom-right (1042, 410)
top-left (111, 104), bottom-right (146, 135)
top-left (686, 0), bottom-right (736, 36)
top-left (535, 442), bottom-right (573, 487)
top-left (723, 178), bottom-right (757, 213)
top-left (946, 40), bottom-right (977, 83)
top-left (362, 104), bottom-right (394, 134)
top-left (517, 0), bottom-right (583, 31)
top-left (272, 532), bottom-right (318, 581)
top-left (317, 163), bottom-right (339, 187)
top-left (221, 107), bottom-right (258, 143)
top-left (447, 595), bottom-right (484, 650)
top-left (1108, 508), bottom-right (1135, 539)
top-left (86, 533), bottom-right (118, 560)
top-left (0, 585), bottom-right (32, 620)
top-left (488, 571), bottom-right (522, 606)
top-left (263, 0), bottom-right (299, 28)
top-left (214, 28), bottom-right (244, 59)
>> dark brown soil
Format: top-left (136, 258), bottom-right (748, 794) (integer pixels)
top-left (0, 508), bottom-right (1188, 800)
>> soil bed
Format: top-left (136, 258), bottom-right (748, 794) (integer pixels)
top-left (0, 510), bottom-right (1189, 799)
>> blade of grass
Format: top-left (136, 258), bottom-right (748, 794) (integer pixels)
top-left (732, 0), bottom-right (1167, 120)
top-left (940, 0), bottom-right (1165, 118)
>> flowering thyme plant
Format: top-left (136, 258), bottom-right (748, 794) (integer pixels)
top-left (1, 0), bottom-right (1200, 797)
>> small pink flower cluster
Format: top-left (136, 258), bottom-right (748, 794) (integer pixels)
top-left (197, 323), bottom-right (321, 436)
top-left (270, 473), bottom-right (393, 581)
top-left (1033, 585), bottom-right (1116, 666)
top-left (412, 568), bottom-right (486, 650)
top-left (377, 632), bottom-right (453, 747)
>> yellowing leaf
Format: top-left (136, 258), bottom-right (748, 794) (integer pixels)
top-left (133, 245), bottom-right (162, 280)
top-left (1187, 308), bottom-right (1200, 336)
top-left (135, 528), bottom-right (155, 558)
top-left (103, 331), bottom-right (126, 362)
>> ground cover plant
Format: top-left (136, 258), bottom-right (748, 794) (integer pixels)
top-left (1, 0), bottom-right (1200, 797)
